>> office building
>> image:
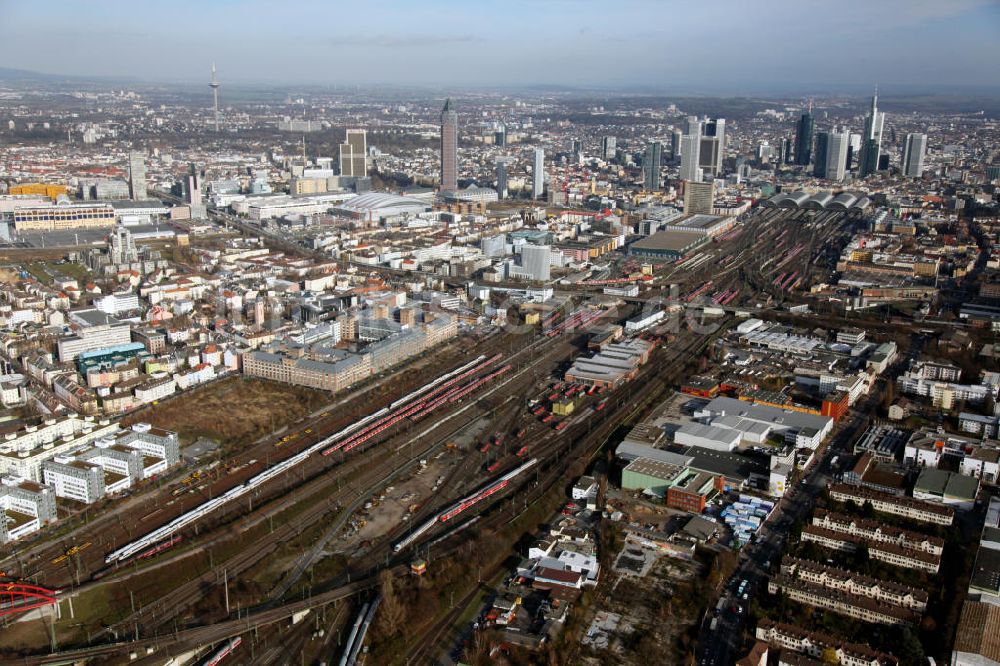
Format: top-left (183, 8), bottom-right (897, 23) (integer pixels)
top-left (858, 91), bottom-right (885, 177)
top-left (520, 244), bottom-right (551, 281)
top-left (128, 150), bottom-right (147, 201)
top-left (532, 148), bottom-right (545, 199)
top-left (670, 129), bottom-right (682, 161)
top-left (481, 233), bottom-right (506, 258)
top-left (601, 136), bottom-right (616, 160)
top-left (902, 133), bottom-right (927, 178)
top-left (643, 141), bottom-right (662, 190)
top-left (495, 159), bottom-right (510, 199)
top-left (339, 129), bottom-right (367, 177)
top-left (825, 131), bottom-right (849, 181)
top-left (814, 131), bottom-right (849, 181)
top-left (494, 123), bottom-right (506, 147)
top-left (13, 202), bottom-right (117, 231)
top-left (777, 138), bottom-right (789, 165)
top-left (794, 111), bottom-right (814, 166)
top-left (680, 131), bottom-right (702, 183)
top-left (813, 132), bottom-right (829, 178)
top-left (277, 119), bottom-right (320, 132)
top-left (440, 99), bottom-right (458, 191)
top-left (572, 139), bottom-right (583, 164)
top-left (698, 118), bottom-right (725, 177)
top-left (57, 322), bottom-right (133, 362)
top-left (683, 181), bottom-right (715, 215)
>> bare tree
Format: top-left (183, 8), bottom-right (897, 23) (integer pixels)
top-left (377, 570), bottom-right (404, 638)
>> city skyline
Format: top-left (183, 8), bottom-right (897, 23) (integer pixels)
top-left (0, 0), bottom-right (998, 91)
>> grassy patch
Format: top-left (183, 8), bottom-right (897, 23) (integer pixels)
top-left (123, 377), bottom-right (332, 448)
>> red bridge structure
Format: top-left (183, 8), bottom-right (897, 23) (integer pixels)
top-left (0, 583), bottom-right (58, 617)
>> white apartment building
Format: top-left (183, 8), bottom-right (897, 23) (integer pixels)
top-left (133, 376), bottom-right (176, 404)
top-left (0, 476), bottom-right (57, 543)
top-left (57, 322), bottom-right (133, 361)
top-left (0, 416), bottom-right (118, 482)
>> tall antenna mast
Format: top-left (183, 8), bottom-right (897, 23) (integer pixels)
top-left (209, 63), bottom-right (221, 132)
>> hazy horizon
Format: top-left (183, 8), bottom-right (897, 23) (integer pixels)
top-left (0, 0), bottom-right (998, 92)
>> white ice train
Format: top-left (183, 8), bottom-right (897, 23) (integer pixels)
top-left (105, 355), bottom-right (499, 565)
top-left (393, 458), bottom-right (537, 553)
top-left (203, 637), bottom-right (241, 666)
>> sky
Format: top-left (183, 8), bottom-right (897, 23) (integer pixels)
top-left (0, 0), bottom-right (998, 92)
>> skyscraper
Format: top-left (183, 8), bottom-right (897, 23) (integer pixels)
top-left (601, 136), bottom-right (616, 160)
top-left (902, 133), bottom-right (927, 178)
top-left (532, 148), bottom-right (545, 199)
top-left (826, 131), bottom-right (850, 181)
top-left (794, 111), bottom-right (814, 166)
top-left (814, 131), bottom-right (849, 181)
top-left (643, 141), bottom-right (663, 190)
top-left (495, 159), bottom-right (509, 199)
top-left (339, 129), bottom-right (367, 177)
top-left (209, 63), bottom-right (221, 132)
top-left (670, 129), bottom-right (682, 161)
top-left (494, 123), bottom-right (507, 147)
top-left (858, 91), bottom-right (885, 178)
top-left (698, 118), bottom-right (726, 177)
top-left (572, 139), bottom-right (583, 164)
top-left (679, 117), bottom-right (702, 183)
top-left (440, 99), bottom-right (458, 191)
top-left (813, 132), bottom-right (829, 179)
top-left (128, 149), bottom-right (147, 201)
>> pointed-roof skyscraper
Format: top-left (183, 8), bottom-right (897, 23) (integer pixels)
top-left (440, 99), bottom-right (458, 191)
top-left (858, 87), bottom-right (885, 178)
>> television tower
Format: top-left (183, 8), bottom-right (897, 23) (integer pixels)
top-left (209, 63), bottom-right (221, 131)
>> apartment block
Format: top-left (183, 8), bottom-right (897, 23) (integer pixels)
top-left (801, 524), bottom-right (941, 574)
top-left (779, 557), bottom-right (928, 612)
top-left (755, 620), bottom-right (899, 666)
top-left (828, 483), bottom-right (955, 526)
top-left (767, 575), bottom-right (920, 626)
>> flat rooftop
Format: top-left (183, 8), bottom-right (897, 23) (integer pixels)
top-left (630, 230), bottom-right (706, 252)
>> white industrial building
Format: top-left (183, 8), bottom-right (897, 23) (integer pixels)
top-left (673, 423), bottom-right (741, 452)
top-left (710, 415), bottom-right (772, 444)
top-left (694, 397), bottom-right (833, 449)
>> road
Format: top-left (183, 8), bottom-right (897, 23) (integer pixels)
top-left (697, 385), bottom-right (887, 665)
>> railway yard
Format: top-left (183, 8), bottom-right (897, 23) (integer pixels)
top-left (0, 206), bottom-right (924, 664)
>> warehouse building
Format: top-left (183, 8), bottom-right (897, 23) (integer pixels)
top-left (621, 458), bottom-right (684, 498)
top-left (564, 338), bottom-right (653, 388)
top-left (912, 468), bottom-right (979, 511)
top-left (694, 396), bottom-right (833, 449)
top-left (673, 423), bottom-right (741, 452)
top-left (662, 213), bottom-right (735, 238)
top-left (628, 230), bottom-right (708, 261)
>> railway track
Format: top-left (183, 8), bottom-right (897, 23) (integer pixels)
top-left (389, 330), bottom-right (717, 662)
top-left (57, 330), bottom-right (569, 648)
